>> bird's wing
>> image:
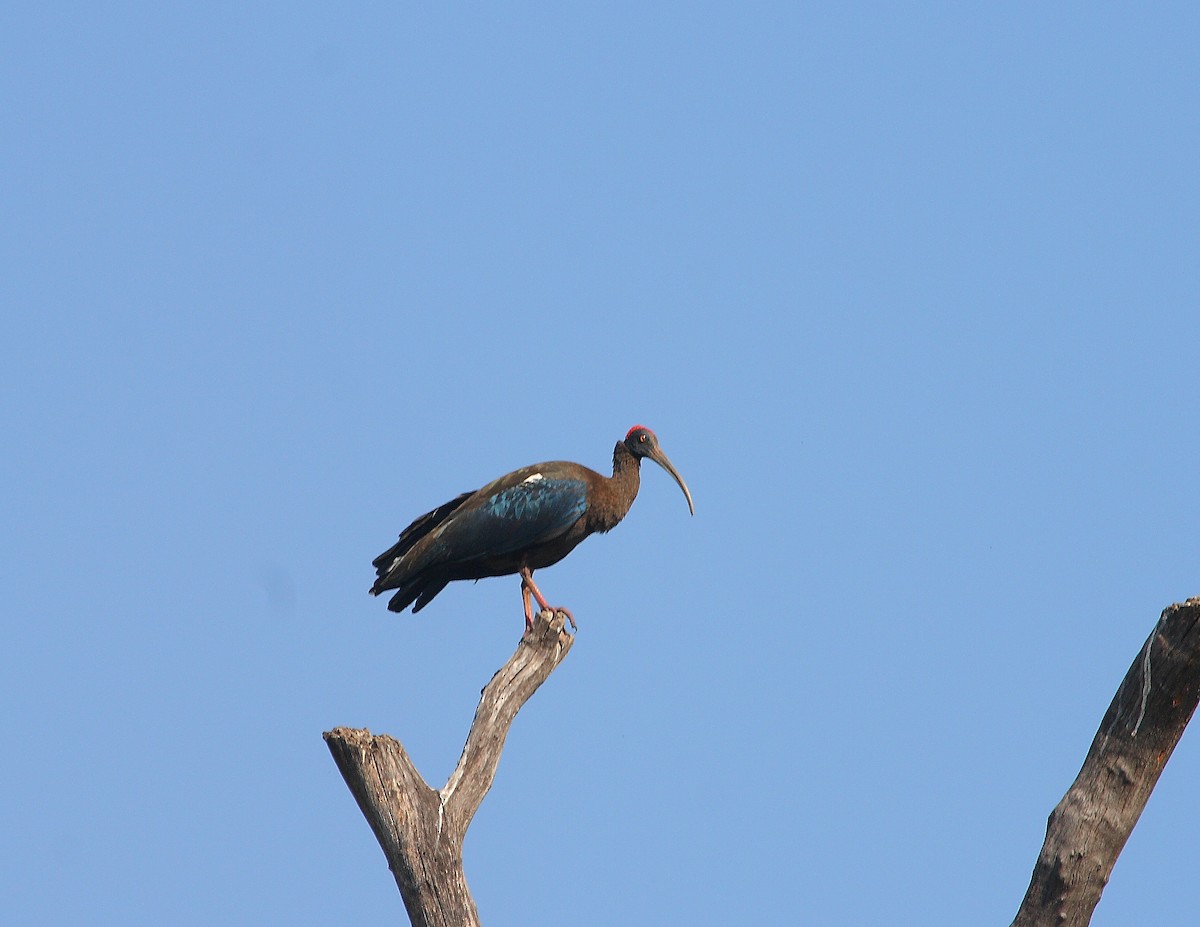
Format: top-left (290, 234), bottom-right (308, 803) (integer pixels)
top-left (372, 490), bottom-right (474, 573)
top-left (428, 475), bottom-right (588, 562)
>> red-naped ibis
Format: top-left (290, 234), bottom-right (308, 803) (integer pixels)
top-left (370, 426), bottom-right (694, 629)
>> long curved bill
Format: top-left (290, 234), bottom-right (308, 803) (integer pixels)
top-left (647, 446), bottom-right (695, 516)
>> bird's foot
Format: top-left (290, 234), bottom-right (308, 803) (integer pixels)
top-left (532, 603), bottom-right (576, 631)
top-left (519, 567), bottom-right (576, 631)
top-left (525, 607), bottom-right (577, 636)
top-left (546, 606), bottom-right (577, 631)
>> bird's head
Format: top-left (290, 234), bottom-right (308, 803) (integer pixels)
top-left (624, 425), bottom-right (695, 516)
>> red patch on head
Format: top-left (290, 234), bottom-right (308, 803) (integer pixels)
top-left (626, 425), bottom-right (653, 440)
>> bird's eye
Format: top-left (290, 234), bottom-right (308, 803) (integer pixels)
top-left (639, 433), bottom-right (647, 442)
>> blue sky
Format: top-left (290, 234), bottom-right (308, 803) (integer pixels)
top-left (3, 4), bottom-right (1198, 924)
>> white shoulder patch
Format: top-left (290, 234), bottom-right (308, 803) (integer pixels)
top-left (522, 472), bottom-right (544, 483)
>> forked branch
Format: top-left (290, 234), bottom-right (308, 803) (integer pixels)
top-left (325, 609), bottom-right (574, 927)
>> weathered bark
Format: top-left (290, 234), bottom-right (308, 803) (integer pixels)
top-left (325, 609), bottom-right (574, 927)
top-left (1012, 597), bottom-right (1200, 927)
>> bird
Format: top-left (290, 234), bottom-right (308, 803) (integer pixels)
top-left (370, 425), bottom-right (694, 630)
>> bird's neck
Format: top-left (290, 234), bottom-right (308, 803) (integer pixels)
top-left (591, 441), bottom-right (641, 532)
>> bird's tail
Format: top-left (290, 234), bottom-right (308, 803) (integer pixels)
top-left (371, 576), bottom-right (448, 613)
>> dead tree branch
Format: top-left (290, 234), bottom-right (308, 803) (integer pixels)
top-left (1011, 596), bottom-right (1200, 927)
top-left (325, 609), bottom-right (574, 927)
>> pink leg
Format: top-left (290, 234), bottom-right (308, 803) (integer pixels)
top-left (520, 567), bottom-right (577, 630)
top-left (521, 581), bottom-right (535, 630)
